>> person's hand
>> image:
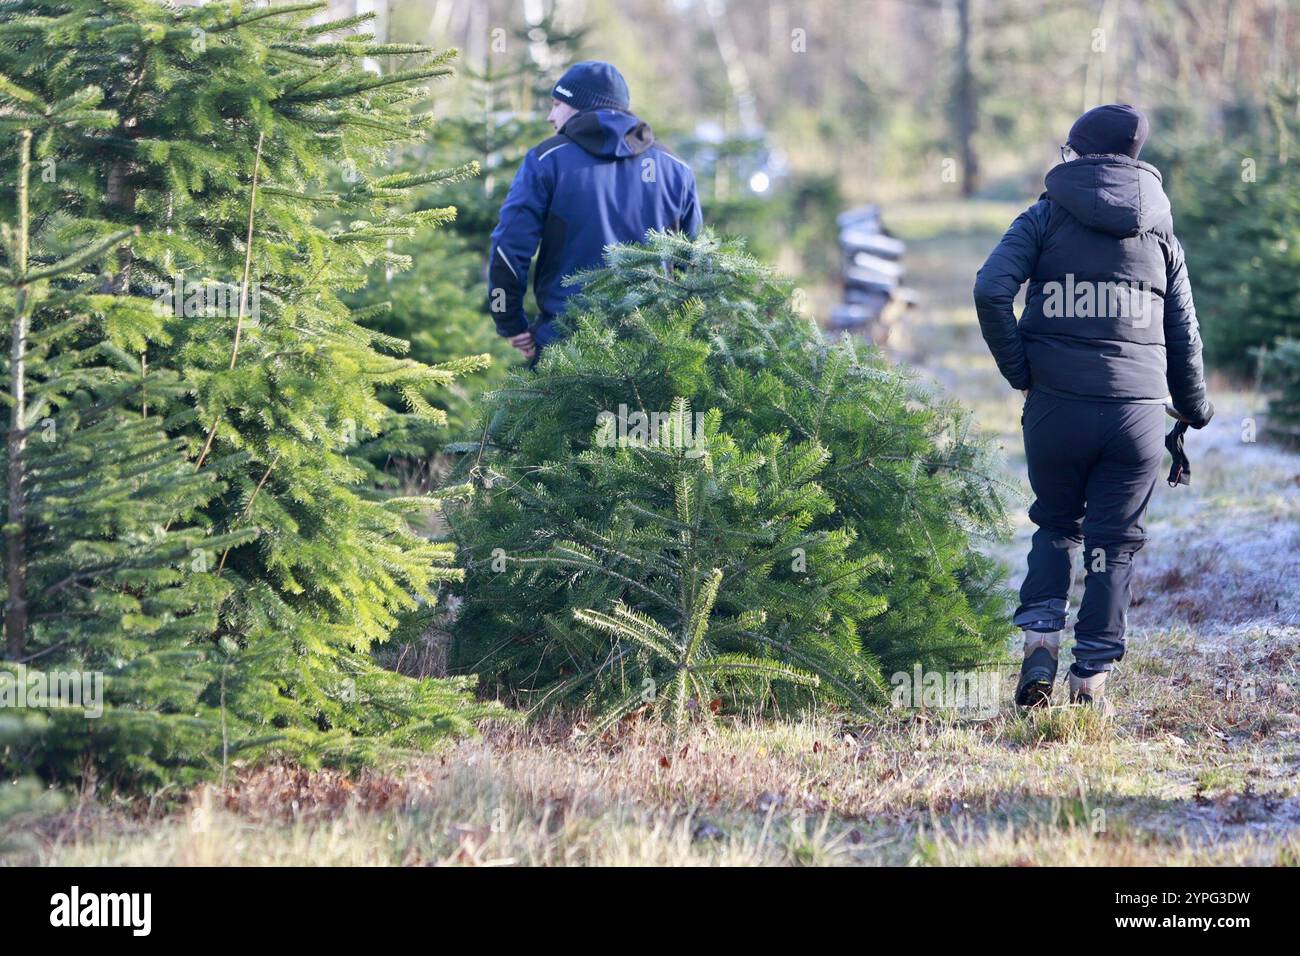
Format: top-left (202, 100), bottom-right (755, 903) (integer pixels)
top-left (508, 331), bottom-right (536, 360)
top-left (1165, 398), bottom-right (1215, 429)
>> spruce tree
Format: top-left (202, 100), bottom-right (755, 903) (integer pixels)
top-left (0, 83), bottom-right (254, 785)
top-left (1, 0), bottom-right (501, 786)
top-left (446, 231), bottom-right (1011, 727)
top-left (1154, 88), bottom-right (1300, 372)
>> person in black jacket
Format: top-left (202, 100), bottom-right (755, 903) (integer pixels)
top-left (973, 104), bottom-right (1213, 710)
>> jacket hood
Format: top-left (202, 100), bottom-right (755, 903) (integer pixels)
top-left (1044, 154), bottom-right (1171, 237)
top-left (561, 109), bottom-right (655, 159)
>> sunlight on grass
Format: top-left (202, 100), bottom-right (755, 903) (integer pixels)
top-left (1004, 705), bottom-right (1112, 747)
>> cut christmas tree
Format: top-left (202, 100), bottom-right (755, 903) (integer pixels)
top-left (446, 230), bottom-right (1013, 728)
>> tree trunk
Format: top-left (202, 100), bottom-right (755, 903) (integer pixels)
top-left (102, 153), bottom-right (137, 294)
top-left (5, 130), bottom-right (32, 658)
top-left (954, 0), bottom-right (979, 197)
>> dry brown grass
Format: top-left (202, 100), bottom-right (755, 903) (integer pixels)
top-left (8, 620), bottom-right (1296, 866)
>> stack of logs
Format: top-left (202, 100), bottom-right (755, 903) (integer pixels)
top-left (827, 204), bottom-right (913, 347)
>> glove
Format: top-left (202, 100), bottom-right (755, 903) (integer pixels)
top-left (1165, 420), bottom-right (1190, 487)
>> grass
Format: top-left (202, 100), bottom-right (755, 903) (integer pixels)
top-left (8, 615), bottom-right (1296, 865)
top-left (4, 199), bottom-right (1297, 867)
top-left (10, 641), bottom-right (1297, 865)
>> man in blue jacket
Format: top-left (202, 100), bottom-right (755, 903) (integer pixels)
top-left (974, 104), bottom-right (1213, 711)
top-left (488, 61), bottom-right (703, 361)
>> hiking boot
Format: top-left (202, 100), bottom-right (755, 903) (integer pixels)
top-left (1015, 630), bottom-right (1061, 708)
top-left (1068, 669), bottom-right (1112, 714)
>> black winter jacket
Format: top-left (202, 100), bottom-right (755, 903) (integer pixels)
top-left (973, 154), bottom-right (1212, 427)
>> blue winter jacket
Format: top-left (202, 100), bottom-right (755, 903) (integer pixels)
top-left (487, 109), bottom-right (702, 339)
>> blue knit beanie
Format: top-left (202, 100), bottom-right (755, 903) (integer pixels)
top-left (551, 61), bottom-right (630, 112)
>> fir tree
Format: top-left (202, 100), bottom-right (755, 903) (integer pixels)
top-left (1153, 88), bottom-right (1300, 373)
top-left (1, 0), bottom-right (501, 786)
top-left (513, 5), bottom-right (589, 111)
top-left (1148, 88), bottom-right (1300, 439)
top-left (1260, 337), bottom-right (1300, 441)
top-left (446, 231), bottom-right (1012, 727)
top-left (344, 184), bottom-right (511, 442)
top-left (0, 84), bottom-right (253, 785)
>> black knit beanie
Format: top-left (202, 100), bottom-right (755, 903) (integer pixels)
top-left (1067, 104), bottom-right (1150, 159)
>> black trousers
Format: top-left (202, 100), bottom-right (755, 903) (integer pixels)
top-left (1013, 391), bottom-right (1166, 672)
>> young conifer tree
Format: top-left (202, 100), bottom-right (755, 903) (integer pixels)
top-left (0, 83), bottom-right (258, 785)
top-left (1155, 87), bottom-right (1300, 374)
top-left (447, 231), bottom-right (1012, 727)
top-left (1, 0), bottom-right (500, 784)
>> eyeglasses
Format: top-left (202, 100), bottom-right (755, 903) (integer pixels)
top-left (1059, 144), bottom-right (1075, 163)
